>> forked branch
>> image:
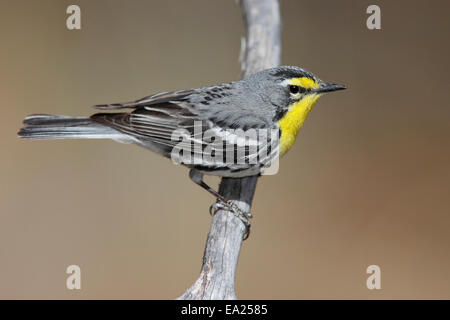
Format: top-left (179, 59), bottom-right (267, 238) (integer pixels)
top-left (178, 0), bottom-right (281, 300)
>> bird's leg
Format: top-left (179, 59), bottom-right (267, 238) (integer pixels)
top-left (189, 168), bottom-right (252, 239)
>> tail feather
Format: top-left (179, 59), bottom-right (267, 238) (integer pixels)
top-left (18, 114), bottom-right (122, 140)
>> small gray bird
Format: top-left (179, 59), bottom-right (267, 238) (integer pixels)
top-left (18, 66), bottom-right (345, 235)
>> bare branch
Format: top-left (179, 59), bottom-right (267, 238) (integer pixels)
top-left (178, 0), bottom-right (281, 300)
top-left (240, 0), bottom-right (281, 78)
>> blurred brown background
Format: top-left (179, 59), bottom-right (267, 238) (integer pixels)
top-left (1, 0), bottom-right (449, 299)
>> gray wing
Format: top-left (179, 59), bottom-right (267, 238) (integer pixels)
top-left (91, 90), bottom-right (207, 156)
top-left (91, 86), bottom-right (277, 172)
top-left (93, 89), bottom-right (196, 110)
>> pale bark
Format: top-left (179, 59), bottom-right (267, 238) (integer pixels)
top-left (178, 0), bottom-right (281, 300)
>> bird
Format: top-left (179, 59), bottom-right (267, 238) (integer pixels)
top-left (18, 66), bottom-right (346, 237)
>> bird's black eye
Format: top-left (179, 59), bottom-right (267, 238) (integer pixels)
top-left (289, 85), bottom-right (300, 94)
top-left (289, 85), bottom-right (307, 95)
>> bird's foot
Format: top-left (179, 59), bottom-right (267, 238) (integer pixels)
top-left (209, 200), bottom-right (252, 240)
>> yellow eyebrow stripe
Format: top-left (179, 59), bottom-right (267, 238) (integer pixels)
top-left (290, 77), bottom-right (319, 89)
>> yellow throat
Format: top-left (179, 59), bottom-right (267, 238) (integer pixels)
top-left (278, 93), bottom-right (321, 156)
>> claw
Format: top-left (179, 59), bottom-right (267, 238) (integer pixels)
top-left (209, 199), bottom-right (252, 240)
top-left (209, 202), bottom-right (227, 216)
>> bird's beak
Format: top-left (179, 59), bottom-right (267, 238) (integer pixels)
top-left (313, 82), bottom-right (347, 94)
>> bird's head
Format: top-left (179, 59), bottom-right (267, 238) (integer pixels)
top-left (260, 65), bottom-right (346, 104)
top-left (250, 66), bottom-right (346, 155)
